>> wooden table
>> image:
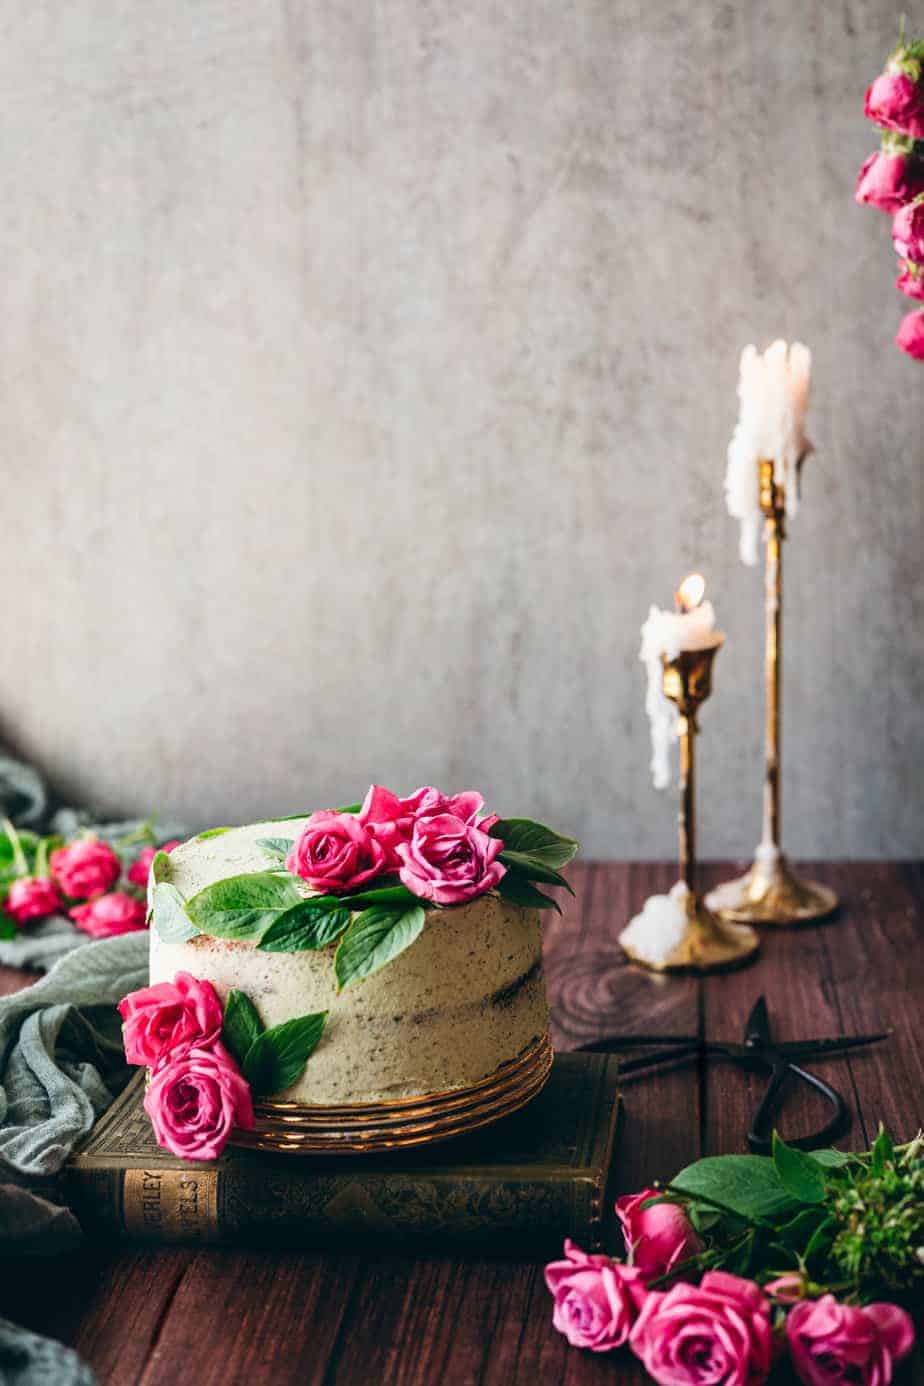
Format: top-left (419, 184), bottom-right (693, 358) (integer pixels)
top-left (3, 862), bottom-right (922, 1385)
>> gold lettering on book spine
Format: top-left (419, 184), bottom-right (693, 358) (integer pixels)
top-left (123, 1168), bottom-right (221, 1241)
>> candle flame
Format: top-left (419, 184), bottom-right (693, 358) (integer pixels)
top-left (676, 573), bottom-right (706, 613)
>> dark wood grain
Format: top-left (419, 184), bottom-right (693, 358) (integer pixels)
top-left (2, 863), bottom-right (921, 1386)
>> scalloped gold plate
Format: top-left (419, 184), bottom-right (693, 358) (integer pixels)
top-left (229, 1031), bottom-right (554, 1154)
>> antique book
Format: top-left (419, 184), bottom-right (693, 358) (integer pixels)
top-left (65, 1052), bottom-right (620, 1254)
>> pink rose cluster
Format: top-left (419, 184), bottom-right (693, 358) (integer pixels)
top-left (545, 1186), bottom-right (915, 1385)
top-left (286, 785), bottom-right (505, 905)
top-left (3, 835), bottom-right (183, 939)
top-left (118, 971), bottom-right (254, 1160)
top-left (856, 38), bottom-right (924, 358)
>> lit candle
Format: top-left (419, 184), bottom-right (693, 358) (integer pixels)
top-left (725, 340), bottom-right (812, 565)
top-left (640, 574), bottom-right (722, 789)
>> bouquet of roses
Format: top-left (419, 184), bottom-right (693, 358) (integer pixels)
top-left (547, 1128), bottom-right (919, 1384)
top-left (856, 22), bottom-right (924, 359)
top-left (0, 815), bottom-right (180, 940)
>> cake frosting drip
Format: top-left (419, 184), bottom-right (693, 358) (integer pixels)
top-left (150, 819), bottom-right (549, 1105)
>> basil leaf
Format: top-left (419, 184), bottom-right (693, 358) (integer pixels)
top-left (258, 899), bottom-right (351, 952)
top-left (186, 871), bottom-right (302, 941)
top-left (255, 837), bottom-right (295, 861)
top-left (671, 1155), bottom-right (797, 1221)
top-left (243, 1011), bottom-right (328, 1096)
top-left (497, 872), bottom-right (561, 914)
top-left (334, 904), bottom-right (425, 990)
top-left (222, 989), bottom-right (265, 1068)
top-left (498, 850), bottom-right (574, 895)
top-left (773, 1132), bottom-right (827, 1204)
top-left (487, 818), bottom-right (578, 869)
top-left (196, 826), bottom-right (235, 840)
top-left (151, 882), bottom-right (199, 943)
top-left (147, 849), bottom-right (172, 914)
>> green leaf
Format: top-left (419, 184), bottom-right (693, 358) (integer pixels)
top-left (222, 989), bottom-right (265, 1068)
top-left (335, 802), bottom-right (362, 814)
top-left (151, 882), bottom-right (199, 943)
top-left (196, 826), bottom-right (235, 840)
top-left (334, 904), bottom-right (425, 990)
top-left (871, 1123), bottom-right (895, 1175)
top-left (0, 911), bottom-right (15, 941)
top-left (498, 850), bottom-right (574, 895)
top-left (146, 849), bottom-right (172, 913)
top-left (255, 837), bottom-right (295, 861)
top-left (809, 1148), bottom-right (852, 1168)
top-left (186, 871), bottom-right (302, 941)
top-left (487, 818), bottom-right (578, 869)
top-left (340, 882), bottom-right (420, 909)
top-left (242, 1011), bottom-right (328, 1096)
top-left (773, 1132), bottom-right (827, 1204)
top-left (497, 872), bottom-right (561, 914)
top-left (803, 1216), bottom-right (837, 1267)
top-left (258, 899), bottom-right (351, 952)
top-left (671, 1155), bottom-right (797, 1221)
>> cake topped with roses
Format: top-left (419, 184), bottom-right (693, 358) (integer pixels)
top-left (118, 786), bottom-right (577, 1160)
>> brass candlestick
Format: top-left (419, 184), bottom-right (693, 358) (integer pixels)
top-left (622, 638), bottom-right (760, 973)
top-left (706, 460), bottom-right (838, 926)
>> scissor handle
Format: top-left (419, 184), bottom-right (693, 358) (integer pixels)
top-left (747, 1061), bottom-right (851, 1154)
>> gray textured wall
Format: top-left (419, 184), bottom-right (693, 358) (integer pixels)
top-left (1, 1), bottom-right (922, 859)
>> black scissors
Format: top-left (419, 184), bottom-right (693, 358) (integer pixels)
top-left (579, 996), bottom-right (888, 1153)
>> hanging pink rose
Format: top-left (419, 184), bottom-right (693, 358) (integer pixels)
top-left (865, 70), bottom-right (924, 139)
top-left (70, 891), bottom-right (147, 938)
top-left (892, 198), bottom-right (924, 263)
top-left (855, 151), bottom-right (924, 213)
top-left (118, 971), bottom-right (224, 1067)
top-left (396, 813), bottom-right (505, 905)
top-left (629, 1271), bottom-right (772, 1386)
top-left (358, 785), bottom-right (486, 867)
top-left (4, 877), bottom-right (63, 925)
top-left (127, 840), bottom-right (183, 888)
top-left (286, 810), bottom-right (387, 893)
top-left (545, 1239), bottom-right (647, 1352)
top-left (896, 260), bottom-right (924, 300)
top-left (787, 1295), bottom-right (914, 1386)
top-left (144, 1042), bottom-right (254, 1161)
top-left (50, 839), bottom-right (121, 899)
top-left (896, 308), bottom-right (924, 358)
top-left (614, 1188), bottom-right (703, 1281)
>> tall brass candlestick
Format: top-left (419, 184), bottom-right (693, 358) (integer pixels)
top-left (622, 641), bottom-right (760, 973)
top-left (707, 461), bottom-right (838, 925)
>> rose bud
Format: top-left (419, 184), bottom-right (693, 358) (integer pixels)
top-left (896, 308), bottom-right (924, 359)
top-left (865, 69), bottom-right (924, 140)
top-left (615, 1189), bottom-right (703, 1281)
top-left (4, 877), bottom-right (63, 925)
top-left (70, 891), bottom-right (148, 938)
top-left (855, 150), bottom-right (924, 214)
top-left (50, 839), bottom-right (121, 899)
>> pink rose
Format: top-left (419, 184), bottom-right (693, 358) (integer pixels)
top-left (764, 1272), bottom-right (807, 1304)
top-left (892, 198), bottom-right (924, 263)
top-left (4, 877), bottom-right (63, 925)
top-left (144, 1042), bottom-right (254, 1161)
top-left (358, 785), bottom-right (486, 867)
top-left (629, 1271), bottom-right (772, 1386)
top-left (865, 71), bottom-right (924, 139)
top-left (396, 813), bottom-right (505, 905)
top-left (787, 1296), bottom-right (914, 1386)
top-left (615, 1189), bottom-right (704, 1280)
top-left (896, 308), bottom-right (924, 359)
top-left (118, 971), bottom-right (224, 1067)
top-left (286, 810), bottom-right (387, 893)
top-left (50, 839), bottom-right (121, 899)
top-left (545, 1239), bottom-right (647, 1352)
top-left (855, 151), bottom-right (924, 213)
top-left (126, 840), bottom-right (182, 888)
top-left (70, 891), bottom-right (148, 938)
top-left (896, 261), bottom-right (924, 300)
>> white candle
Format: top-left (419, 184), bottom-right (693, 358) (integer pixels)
top-left (640, 574), bottom-right (722, 789)
top-left (725, 340), bottom-right (812, 566)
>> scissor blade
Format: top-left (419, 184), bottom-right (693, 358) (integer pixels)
top-left (744, 996), bottom-right (771, 1048)
top-left (779, 1033), bottom-right (890, 1059)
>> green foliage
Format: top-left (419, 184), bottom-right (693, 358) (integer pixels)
top-left (258, 899), bottom-right (351, 952)
top-left (773, 1131), bottom-right (827, 1204)
top-left (242, 1013), bottom-right (328, 1096)
top-left (497, 872), bottom-right (561, 913)
top-left (488, 818), bottom-right (578, 869)
top-left (255, 837), bottom-right (295, 861)
top-left (186, 872), bottom-right (302, 941)
top-left (151, 882), bottom-right (199, 943)
top-left (334, 904), bottom-right (426, 990)
top-left (222, 989), bottom-right (264, 1068)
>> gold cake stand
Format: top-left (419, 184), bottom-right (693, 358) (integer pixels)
top-left (229, 1031), bottom-right (554, 1155)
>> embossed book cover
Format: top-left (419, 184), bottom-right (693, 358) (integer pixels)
top-left (65, 1053), bottom-right (619, 1254)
